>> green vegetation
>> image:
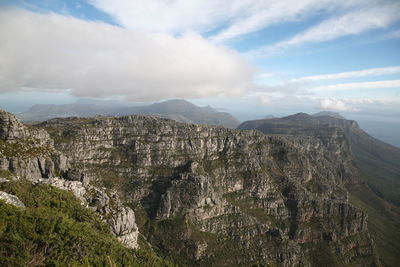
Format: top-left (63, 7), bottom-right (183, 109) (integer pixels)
top-left (358, 166), bottom-right (400, 207)
top-left (0, 139), bottom-right (53, 158)
top-left (144, 214), bottom-right (262, 267)
top-left (223, 191), bottom-right (290, 229)
top-left (351, 131), bottom-right (400, 207)
top-left (348, 182), bottom-right (400, 267)
top-left (0, 169), bottom-right (13, 179)
top-left (307, 242), bottom-right (339, 267)
top-left (0, 181), bottom-right (174, 267)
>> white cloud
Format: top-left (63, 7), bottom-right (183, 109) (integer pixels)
top-left (0, 9), bottom-right (255, 101)
top-left (259, 95), bottom-right (272, 105)
top-left (347, 97), bottom-right (400, 105)
top-left (252, 1), bottom-right (400, 56)
top-left (382, 29), bottom-right (400, 40)
top-left (296, 66), bottom-right (400, 81)
top-left (89, 0), bottom-right (382, 43)
top-left (210, 0), bottom-right (363, 43)
top-left (88, 0), bottom-right (247, 34)
top-left (314, 80), bottom-right (400, 91)
top-left (318, 98), bottom-right (359, 112)
top-left (390, 29), bottom-right (400, 38)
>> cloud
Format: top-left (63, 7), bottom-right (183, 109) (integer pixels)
top-left (296, 66), bottom-right (400, 81)
top-left (252, 1), bottom-right (400, 56)
top-left (259, 95), bottom-right (272, 105)
top-left (347, 97), bottom-right (400, 105)
top-left (0, 9), bottom-right (255, 101)
top-left (389, 29), bottom-right (400, 38)
top-left (88, 0), bottom-right (246, 34)
top-left (210, 0), bottom-right (358, 43)
top-left (318, 98), bottom-right (359, 112)
top-left (382, 29), bottom-right (400, 40)
top-left (88, 0), bottom-right (381, 43)
top-left (314, 80), bottom-right (400, 91)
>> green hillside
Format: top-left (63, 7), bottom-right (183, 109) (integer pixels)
top-left (0, 180), bottom-right (174, 267)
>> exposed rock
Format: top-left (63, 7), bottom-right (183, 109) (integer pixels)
top-left (40, 178), bottom-right (139, 249)
top-left (38, 114), bottom-right (380, 266)
top-left (0, 191), bottom-right (26, 208)
top-left (0, 110), bottom-right (139, 250)
top-left (0, 108), bottom-right (381, 266)
top-left (0, 110), bottom-right (67, 180)
top-left (107, 207), bottom-right (139, 249)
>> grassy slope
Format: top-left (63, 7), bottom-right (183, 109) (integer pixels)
top-left (348, 132), bottom-right (400, 267)
top-left (238, 115), bottom-right (400, 266)
top-left (348, 182), bottom-right (400, 267)
top-left (0, 180), bottom-right (174, 267)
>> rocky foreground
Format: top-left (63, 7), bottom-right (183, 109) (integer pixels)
top-left (0, 110), bottom-right (380, 266)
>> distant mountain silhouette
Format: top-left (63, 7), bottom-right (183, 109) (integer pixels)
top-left (17, 99), bottom-right (240, 128)
top-left (264, 115), bottom-right (276, 119)
top-left (313, 111), bottom-right (345, 119)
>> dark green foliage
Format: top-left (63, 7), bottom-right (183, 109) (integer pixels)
top-left (348, 182), bottom-right (400, 267)
top-left (0, 169), bottom-right (13, 179)
top-left (0, 181), bottom-right (174, 267)
top-left (0, 139), bottom-right (53, 158)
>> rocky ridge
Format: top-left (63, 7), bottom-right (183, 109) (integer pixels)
top-left (0, 110), bottom-right (139, 249)
top-left (238, 112), bottom-right (400, 207)
top-left (38, 177), bottom-right (139, 249)
top-left (0, 191), bottom-right (26, 208)
top-left (33, 114), bottom-right (380, 266)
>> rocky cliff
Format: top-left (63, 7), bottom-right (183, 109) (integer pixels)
top-left (0, 110), bottom-right (139, 250)
top-left (238, 112), bottom-right (400, 207)
top-left (28, 113), bottom-right (379, 266)
top-left (238, 112), bottom-right (400, 266)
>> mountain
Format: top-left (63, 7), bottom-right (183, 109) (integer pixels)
top-left (264, 115), bottom-right (276, 119)
top-left (238, 112), bottom-right (400, 266)
top-left (128, 99), bottom-right (240, 128)
top-left (0, 109), bottom-right (382, 266)
top-left (238, 112), bottom-right (400, 207)
top-left (0, 110), bottom-right (174, 266)
top-left (313, 111), bottom-right (345, 119)
top-left (17, 99), bottom-right (240, 129)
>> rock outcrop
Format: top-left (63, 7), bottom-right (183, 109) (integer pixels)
top-left (38, 177), bottom-right (139, 249)
top-left (0, 191), bottom-right (26, 208)
top-left (36, 114), bottom-right (380, 266)
top-left (0, 109), bottom-right (382, 266)
top-left (0, 110), bottom-right (67, 180)
top-left (0, 110), bottom-right (139, 250)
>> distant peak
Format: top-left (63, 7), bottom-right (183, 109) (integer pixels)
top-left (287, 112), bottom-right (312, 119)
top-left (160, 99), bottom-right (193, 105)
top-left (264, 115), bottom-right (276, 119)
top-left (313, 111), bottom-right (345, 119)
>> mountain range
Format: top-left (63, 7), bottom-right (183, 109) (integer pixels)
top-left (0, 106), bottom-right (399, 266)
top-left (238, 112), bottom-right (400, 266)
top-left (17, 99), bottom-right (240, 129)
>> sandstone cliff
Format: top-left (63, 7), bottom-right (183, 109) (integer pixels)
top-left (31, 114), bottom-right (380, 266)
top-left (0, 110), bottom-right (139, 250)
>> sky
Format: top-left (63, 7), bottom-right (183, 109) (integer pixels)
top-left (0, 0), bottom-right (400, 123)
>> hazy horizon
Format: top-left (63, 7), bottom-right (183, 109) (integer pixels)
top-left (1, 96), bottom-right (399, 148)
top-left (0, 0), bottom-right (399, 146)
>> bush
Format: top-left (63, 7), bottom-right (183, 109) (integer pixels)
top-left (0, 181), bottom-right (174, 266)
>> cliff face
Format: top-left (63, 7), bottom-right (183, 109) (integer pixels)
top-left (0, 110), bottom-right (139, 250)
top-left (0, 110), bottom-right (67, 180)
top-left (238, 113), bottom-right (400, 207)
top-left (34, 114), bottom-right (379, 266)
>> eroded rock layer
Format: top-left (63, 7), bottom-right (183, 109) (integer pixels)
top-left (32, 115), bottom-right (380, 266)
